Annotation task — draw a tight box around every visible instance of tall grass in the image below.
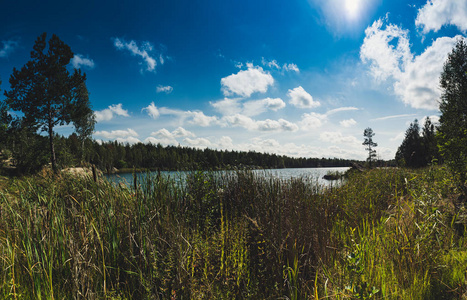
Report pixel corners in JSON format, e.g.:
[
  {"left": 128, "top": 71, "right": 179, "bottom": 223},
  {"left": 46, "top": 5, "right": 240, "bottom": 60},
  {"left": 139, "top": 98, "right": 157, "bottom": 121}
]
[{"left": 0, "top": 166, "right": 466, "bottom": 298}]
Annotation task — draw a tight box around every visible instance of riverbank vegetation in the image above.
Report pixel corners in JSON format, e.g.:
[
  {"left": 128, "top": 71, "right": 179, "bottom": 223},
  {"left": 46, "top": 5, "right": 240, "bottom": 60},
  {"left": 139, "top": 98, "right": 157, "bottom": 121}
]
[{"left": 1, "top": 166, "right": 467, "bottom": 299}]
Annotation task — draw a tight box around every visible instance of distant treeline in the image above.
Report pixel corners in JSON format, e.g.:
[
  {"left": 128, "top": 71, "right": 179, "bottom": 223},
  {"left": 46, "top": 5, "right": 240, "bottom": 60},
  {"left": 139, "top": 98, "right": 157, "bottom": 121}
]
[
  {"left": 13, "top": 133, "right": 361, "bottom": 172},
  {"left": 86, "top": 139, "right": 363, "bottom": 172}
]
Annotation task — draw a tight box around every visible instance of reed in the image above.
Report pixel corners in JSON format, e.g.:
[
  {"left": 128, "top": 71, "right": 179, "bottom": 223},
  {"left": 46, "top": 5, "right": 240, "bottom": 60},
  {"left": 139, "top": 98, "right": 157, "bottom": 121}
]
[{"left": 0, "top": 166, "right": 466, "bottom": 298}]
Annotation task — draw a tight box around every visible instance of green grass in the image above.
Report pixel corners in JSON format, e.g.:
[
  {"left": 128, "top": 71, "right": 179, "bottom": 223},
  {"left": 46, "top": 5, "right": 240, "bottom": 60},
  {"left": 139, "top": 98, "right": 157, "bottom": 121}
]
[{"left": 0, "top": 166, "right": 466, "bottom": 298}]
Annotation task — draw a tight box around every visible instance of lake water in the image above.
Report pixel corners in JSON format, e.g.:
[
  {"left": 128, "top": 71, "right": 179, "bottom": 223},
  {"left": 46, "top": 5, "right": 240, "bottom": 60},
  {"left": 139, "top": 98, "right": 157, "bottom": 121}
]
[{"left": 105, "top": 167, "right": 350, "bottom": 188}]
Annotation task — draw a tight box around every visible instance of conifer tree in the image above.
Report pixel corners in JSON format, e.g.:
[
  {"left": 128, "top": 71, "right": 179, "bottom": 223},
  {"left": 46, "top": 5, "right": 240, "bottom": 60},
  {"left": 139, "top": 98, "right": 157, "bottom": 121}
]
[{"left": 5, "top": 33, "right": 93, "bottom": 172}]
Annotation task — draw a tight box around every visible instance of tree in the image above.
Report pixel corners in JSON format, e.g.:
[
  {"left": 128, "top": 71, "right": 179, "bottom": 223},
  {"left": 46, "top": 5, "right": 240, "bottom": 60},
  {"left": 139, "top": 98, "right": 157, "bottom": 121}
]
[
  {"left": 0, "top": 81, "right": 13, "bottom": 151},
  {"left": 363, "top": 127, "right": 377, "bottom": 168},
  {"left": 438, "top": 38, "right": 467, "bottom": 190},
  {"left": 72, "top": 82, "right": 96, "bottom": 164},
  {"left": 395, "top": 119, "right": 424, "bottom": 168},
  {"left": 5, "top": 33, "right": 92, "bottom": 172},
  {"left": 421, "top": 117, "right": 439, "bottom": 165}
]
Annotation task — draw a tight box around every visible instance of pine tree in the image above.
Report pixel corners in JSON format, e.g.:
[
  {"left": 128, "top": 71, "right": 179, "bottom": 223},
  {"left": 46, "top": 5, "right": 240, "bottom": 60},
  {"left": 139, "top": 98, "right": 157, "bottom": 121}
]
[
  {"left": 5, "top": 33, "right": 93, "bottom": 172},
  {"left": 438, "top": 39, "right": 467, "bottom": 190},
  {"left": 362, "top": 127, "right": 377, "bottom": 168}
]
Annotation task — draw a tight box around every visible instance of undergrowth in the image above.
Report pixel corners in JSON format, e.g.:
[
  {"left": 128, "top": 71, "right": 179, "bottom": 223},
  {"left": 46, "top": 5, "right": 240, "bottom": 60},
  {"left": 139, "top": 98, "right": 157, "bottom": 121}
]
[{"left": 1, "top": 166, "right": 466, "bottom": 299}]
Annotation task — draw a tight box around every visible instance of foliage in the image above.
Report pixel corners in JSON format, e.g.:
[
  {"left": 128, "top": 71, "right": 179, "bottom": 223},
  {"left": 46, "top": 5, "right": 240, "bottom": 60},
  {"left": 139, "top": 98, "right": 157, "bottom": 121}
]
[
  {"left": 1, "top": 166, "right": 467, "bottom": 298},
  {"left": 87, "top": 139, "right": 361, "bottom": 172},
  {"left": 395, "top": 118, "right": 439, "bottom": 168},
  {"left": 363, "top": 127, "right": 377, "bottom": 168},
  {"left": 4, "top": 33, "right": 92, "bottom": 172},
  {"left": 0, "top": 81, "right": 12, "bottom": 151},
  {"left": 438, "top": 38, "right": 467, "bottom": 190}
]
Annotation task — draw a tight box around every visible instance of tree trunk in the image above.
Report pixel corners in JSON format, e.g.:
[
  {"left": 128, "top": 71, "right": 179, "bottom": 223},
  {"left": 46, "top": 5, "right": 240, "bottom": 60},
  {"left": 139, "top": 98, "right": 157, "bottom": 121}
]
[{"left": 48, "top": 122, "right": 57, "bottom": 173}]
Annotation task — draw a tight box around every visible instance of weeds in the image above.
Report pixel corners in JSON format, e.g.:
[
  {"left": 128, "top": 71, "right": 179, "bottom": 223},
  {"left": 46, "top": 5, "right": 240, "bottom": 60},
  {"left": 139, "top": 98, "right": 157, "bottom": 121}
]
[{"left": 0, "top": 166, "right": 466, "bottom": 298}]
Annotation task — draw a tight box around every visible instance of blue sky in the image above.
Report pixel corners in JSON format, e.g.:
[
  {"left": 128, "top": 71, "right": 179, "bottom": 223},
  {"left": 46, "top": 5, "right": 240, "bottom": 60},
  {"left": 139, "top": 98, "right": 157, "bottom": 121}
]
[{"left": 1, "top": 0, "right": 466, "bottom": 160}]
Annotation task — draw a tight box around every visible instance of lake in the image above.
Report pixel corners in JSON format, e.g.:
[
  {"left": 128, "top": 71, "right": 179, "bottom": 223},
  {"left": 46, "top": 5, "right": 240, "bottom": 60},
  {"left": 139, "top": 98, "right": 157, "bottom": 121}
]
[{"left": 104, "top": 167, "right": 350, "bottom": 187}]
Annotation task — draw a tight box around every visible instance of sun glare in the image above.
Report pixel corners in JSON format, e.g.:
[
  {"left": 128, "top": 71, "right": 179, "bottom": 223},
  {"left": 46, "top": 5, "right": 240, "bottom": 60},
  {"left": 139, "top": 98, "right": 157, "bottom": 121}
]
[{"left": 345, "top": 0, "right": 362, "bottom": 20}]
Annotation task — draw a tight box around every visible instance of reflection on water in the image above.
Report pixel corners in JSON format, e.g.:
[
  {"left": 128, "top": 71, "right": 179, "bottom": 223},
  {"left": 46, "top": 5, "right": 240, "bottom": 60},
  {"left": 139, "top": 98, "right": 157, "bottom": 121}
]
[{"left": 105, "top": 167, "right": 350, "bottom": 188}]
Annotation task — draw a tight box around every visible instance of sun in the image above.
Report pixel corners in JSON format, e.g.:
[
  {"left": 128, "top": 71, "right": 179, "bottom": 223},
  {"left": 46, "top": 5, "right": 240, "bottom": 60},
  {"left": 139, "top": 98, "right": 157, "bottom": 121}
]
[{"left": 345, "top": 0, "right": 363, "bottom": 21}]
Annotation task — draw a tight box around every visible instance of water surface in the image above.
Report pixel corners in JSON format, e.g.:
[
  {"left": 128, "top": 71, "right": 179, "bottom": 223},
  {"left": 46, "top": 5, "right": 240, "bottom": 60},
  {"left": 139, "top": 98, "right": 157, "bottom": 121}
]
[{"left": 105, "top": 167, "right": 349, "bottom": 188}]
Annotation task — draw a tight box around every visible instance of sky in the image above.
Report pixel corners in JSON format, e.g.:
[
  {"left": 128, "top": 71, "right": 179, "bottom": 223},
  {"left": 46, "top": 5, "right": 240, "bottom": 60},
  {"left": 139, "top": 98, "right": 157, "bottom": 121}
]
[{"left": 1, "top": 0, "right": 467, "bottom": 161}]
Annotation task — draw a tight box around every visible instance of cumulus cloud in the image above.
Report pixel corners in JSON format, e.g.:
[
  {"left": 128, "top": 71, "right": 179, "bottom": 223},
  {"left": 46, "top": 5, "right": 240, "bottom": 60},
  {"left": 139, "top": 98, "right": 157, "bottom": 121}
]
[
  {"left": 145, "top": 127, "right": 196, "bottom": 146},
  {"left": 300, "top": 112, "right": 327, "bottom": 130},
  {"left": 95, "top": 104, "right": 129, "bottom": 122},
  {"left": 360, "top": 17, "right": 460, "bottom": 110},
  {"left": 221, "top": 63, "right": 274, "bottom": 97},
  {"left": 340, "top": 119, "right": 357, "bottom": 127},
  {"left": 242, "top": 98, "right": 286, "bottom": 116},
  {"left": 173, "top": 127, "right": 196, "bottom": 138},
  {"left": 183, "top": 137, "right": 213, "bottom": 149},
  {"left": 210, "top": 98, "right": 242, "bottom": 116},
  {"left": 114, "top": 38, "right": 165, "bottom": 72},
  {"left": 142, "top": 102, "right": 160, "bottom": 119},
  {"left": 288, "top": 86, "right": 320, "bottom": 109},
  {"left": 320, "top": 132, "right": 360, "bottom": 145},
  {"left": 394, "top": 36, "right": 459, "bottom": 110},
  {"left": 211, "top": 97, "right": 285, "bottom": 117},
  {"left": 71, "top": 54, "right": 95, "bottom": 69},
  {"left": 0, "top": 40, "right": 18, "bottom": 58},
  {"left": 416, "top": 0, "right": 467, "bottom": 33},
  {"left": 157, "top": 85, "right": 173, "bottom": 93},
  {"left": 223, "top": 114, "right": 298, "bottom": 132},
  {"left": 94, "top": 128, "right": 138, "bottom": 139},
  {"left": 360, "top": 18, "right": 412, "bottom": 81},
  {"left": 148, "top": 106, "right": 219, "bottom": 127}
]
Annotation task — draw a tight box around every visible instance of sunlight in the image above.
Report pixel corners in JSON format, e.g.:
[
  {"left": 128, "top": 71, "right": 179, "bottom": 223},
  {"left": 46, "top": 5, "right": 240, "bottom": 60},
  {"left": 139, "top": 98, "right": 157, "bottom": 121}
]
[{"left": 345, "top": 0, "right": 362, "bottom": 20}]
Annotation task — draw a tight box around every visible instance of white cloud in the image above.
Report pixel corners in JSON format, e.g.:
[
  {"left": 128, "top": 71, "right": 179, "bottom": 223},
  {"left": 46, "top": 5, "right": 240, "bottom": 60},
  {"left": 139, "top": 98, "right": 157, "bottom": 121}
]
[
  {"left": 416, "top": 0, "right": 467, "bottom": 33},
  {"left": 183, "top": 137, "right": 213, "bottom": 148},
  {"left": 223, "top": 114, "right": 257, "bottom": 130},
  {"left": 113, "top": 38, "right": 164, "bottom": 72},
  {"left": 94, "top": 128, "right": 138, "bottom": 139},
  {"left": 360, "top": 18, "right": 412, "bottom": 81},
  {"left": 142, "top": 102, "right": 160, "bottom": 119},
  {"left": 283, "top": 63, "right": 300, "bottom": 73},
  {"left": 394, "top": 36, "right": 459, "bottom": 110},
  {"left": 211, "top": 97, "right": 285, "bottom": 117},
  {"left": 210, "top": 98, "right": 242, "bottom": 116},
  {"left": 95, "top": 104, "right": 129, "bottom": 122},
  {"left": 145, "top": 127, "right": 195, "bottom": 146},
  {"left": 242, "top": 98, "right": 286, "bottom": 116},
  {"left": 261, "top": 58, "right": 280, "bottom": 69},
  {"left": 288, "top": 86, "right": 320, "bottom": 109},
  {"left": 300, "top": 112, "right": 327, "bottom": 130},
  {"left": 155, "top": 107, "right": 219, "bottom": 127},
  {"left": 256, "top": 119, "right": 299, "bottom": 132},
  {"left": 190, "top": 111, "right": 219, "bottom": 127},
  {"left": 340, "top": 118, "right": 357, "bottom": 127},
  {"left": 327, "top": 107, "right": 359, "bottom": 115},
  {"left": 390, "top": 131, "right": 405, "bottom": 142},
  {"left": 0, "top": 40, "right": 18, "bottom": 58},
  {"left": 260, "top": 58, "right": 299, "bottom": 73},
  {"left": 320, "top": 131, "right": 360, "bottom": 145},
  {"left": 223, "top": 114, "right": 298, "bottom": 132},
  {"left": 221, "top": 63, "right": 274, "bottom": 97},
  {"left": 71, "top": 54, "right": 95, "bottom": 69},
  {"left": 157, "top": 85, "right": 173, "bottom": 93},
  {"left": 360, "top": 17, "right": 461, "bottom": 110},
  {"left": 218, "top": 136, "right": 234, "bottom": 149},
  {"left": 116, "top": 136, "right": 141, "bottom": 144},
  {"left": 371, "top": 114, "right": 416, "bottom": 121},
  {"left": 173, "top": 127, "right": 196, "bottom": 138}
]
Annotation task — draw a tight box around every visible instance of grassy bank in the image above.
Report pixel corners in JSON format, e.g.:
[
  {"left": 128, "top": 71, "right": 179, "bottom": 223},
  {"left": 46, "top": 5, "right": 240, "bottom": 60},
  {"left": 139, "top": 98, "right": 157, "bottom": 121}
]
[{"left": 1, "top": 167, "right": 466, "bottom": 299}]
